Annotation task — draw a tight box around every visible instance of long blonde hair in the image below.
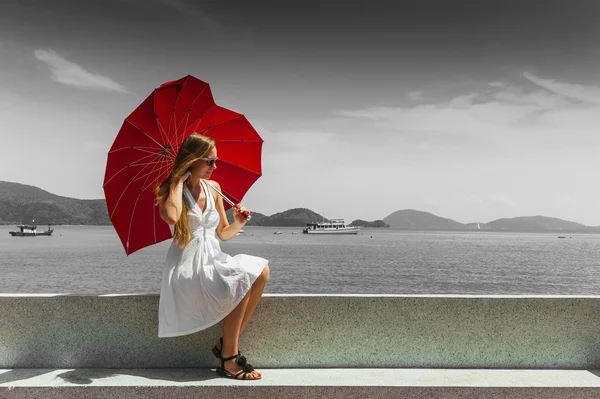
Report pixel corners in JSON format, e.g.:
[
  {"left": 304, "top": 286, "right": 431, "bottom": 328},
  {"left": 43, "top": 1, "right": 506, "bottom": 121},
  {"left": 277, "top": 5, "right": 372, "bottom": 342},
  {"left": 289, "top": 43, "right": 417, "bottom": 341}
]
[{"left": 155, "top": 133, "right": 215, "bottom": 247}]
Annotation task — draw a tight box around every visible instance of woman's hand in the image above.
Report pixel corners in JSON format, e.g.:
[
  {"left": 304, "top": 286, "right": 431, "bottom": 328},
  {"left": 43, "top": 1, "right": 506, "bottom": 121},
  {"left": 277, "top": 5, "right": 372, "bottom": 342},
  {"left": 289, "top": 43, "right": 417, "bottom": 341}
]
[
  {"left": 180, "top": 171, "right": 191, "bottom": 185},
  {"left": 233, "top": 203, "right": 249, "bottom": 225},
  {"left": 171, "top": 171, "right": 191, "bottom": 191}
]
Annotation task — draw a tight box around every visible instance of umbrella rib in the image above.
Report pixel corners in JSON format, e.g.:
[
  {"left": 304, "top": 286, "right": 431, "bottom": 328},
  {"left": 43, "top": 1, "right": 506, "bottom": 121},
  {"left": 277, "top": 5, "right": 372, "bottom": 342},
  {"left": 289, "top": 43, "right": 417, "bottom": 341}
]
[
  {"left": 108, "top": 147, "right": 172, "bottom": 159},
  {"left": 108, "top": 152, "right": 167, "bottom": 219},
  {"left": 131, "top": 147, "right": 172, "bottom": 157},
  {"left": 137, "top": 151, "right": 167, "bottom": 247},
  {"left": 153, "top": 87, "right": 173, "bottom": 150},
  {"left": 176, "top": 86, "right": 212, "bottom": 144},
  {"left": 153, "top": 152, "right": 173, "bottom": 190},
  {"left": 176, "top": 83, "right": 209, "bottom": 136},
  {"left": 218, "top": 159, "right": 261, "bottom": 175},
  {"left": 126, "top": 190, "right": 143, "bottom": 254},
  {"left": 182, "top": 103, "right": 215, "bottom": 144},
  {"left": 103, "top": 151, "right": 165, "bottom": 187},
  {"left": 109, "top": 120, "right": 167, "bottom": 155},
  {"left": 192, "top": 115, "right": 264, "bottom": 143},
  {"left": 191, "top": 112, "right": 243, "bottom": 138},
  {"left": 108, "top": 183, "right": 131, "bottom": 219},
  {"left": 139, "top": 160, "right": 173, "bottom": 191},
  {"left": 109, "top": 145, "right": 169, "bottom": 153},
  {"left": 129, "top": 152, "right": 170, "bottom": 184},
  {"left": 168, "top": 76, "right": 188, "bottom": 146},
  {"left": 127, "top": 151, "right": 175, "bottom": 251},
  {"left": 130, "top": 160, "right": 169, "bottom": 169}
]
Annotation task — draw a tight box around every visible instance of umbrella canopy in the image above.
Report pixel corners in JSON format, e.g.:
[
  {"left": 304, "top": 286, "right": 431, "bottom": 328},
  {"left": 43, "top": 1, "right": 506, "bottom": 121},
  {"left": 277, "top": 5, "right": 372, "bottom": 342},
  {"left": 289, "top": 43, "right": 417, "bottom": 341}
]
[{"left": 103, "top": 75, "right": 263, "bottom": 255}]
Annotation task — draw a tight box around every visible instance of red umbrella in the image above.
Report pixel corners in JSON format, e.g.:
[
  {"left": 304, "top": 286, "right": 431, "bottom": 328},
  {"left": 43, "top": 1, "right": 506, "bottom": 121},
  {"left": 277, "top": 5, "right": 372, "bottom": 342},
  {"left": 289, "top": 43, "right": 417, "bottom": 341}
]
[{"left": 103, "top": 75, "right": 263, "bottom": 255}]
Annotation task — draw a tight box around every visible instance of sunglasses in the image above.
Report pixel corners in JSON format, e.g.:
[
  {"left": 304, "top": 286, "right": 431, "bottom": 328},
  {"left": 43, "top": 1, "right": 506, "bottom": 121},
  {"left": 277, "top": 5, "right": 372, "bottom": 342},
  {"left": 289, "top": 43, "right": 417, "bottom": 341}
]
[{"left": 201, "top": 157, "right": 218, "bottom": 167}]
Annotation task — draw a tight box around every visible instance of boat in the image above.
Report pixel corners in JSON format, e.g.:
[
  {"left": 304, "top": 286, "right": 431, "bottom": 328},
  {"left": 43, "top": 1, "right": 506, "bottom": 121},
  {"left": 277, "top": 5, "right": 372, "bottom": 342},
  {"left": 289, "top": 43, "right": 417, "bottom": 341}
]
[
  {"left": 273, "top": 231, "right": 283, "bottom": 235},
  {"left": 9, "top": 222, "right": 54, "bottom": 237},
  {"left": 302, "top": 218, "right": 360, "bottom": 235}
]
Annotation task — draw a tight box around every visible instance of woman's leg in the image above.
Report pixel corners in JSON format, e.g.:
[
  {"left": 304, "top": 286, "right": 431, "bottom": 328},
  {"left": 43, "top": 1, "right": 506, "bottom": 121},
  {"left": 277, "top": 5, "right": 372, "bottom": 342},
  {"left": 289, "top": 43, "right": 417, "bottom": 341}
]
[
  {"left": 220, "top": 290, "right": 260, "bottom": 378},
  {"left": 216, "top": 264, "right": 270, "bottom": 377},
  {"left": 240, "top": 264, "right": 270, "bottom": 334}
]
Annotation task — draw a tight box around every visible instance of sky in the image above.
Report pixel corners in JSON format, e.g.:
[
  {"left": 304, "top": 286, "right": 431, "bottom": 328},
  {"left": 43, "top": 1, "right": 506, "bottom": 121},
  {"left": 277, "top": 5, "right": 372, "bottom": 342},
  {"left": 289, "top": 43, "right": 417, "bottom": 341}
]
[{"left": 1, "top": 0, "right": 600, "bottom": 225}]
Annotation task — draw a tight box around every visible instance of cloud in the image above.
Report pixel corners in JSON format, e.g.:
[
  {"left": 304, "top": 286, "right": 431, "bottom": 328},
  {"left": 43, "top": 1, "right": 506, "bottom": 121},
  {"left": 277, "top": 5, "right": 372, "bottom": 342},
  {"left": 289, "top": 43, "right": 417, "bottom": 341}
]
[
  {"left": 408, "top": 91, "right": 422, "bottom": 100},
  {"left": 333, "top": 74, "right": 600, "bottom": 153},
  {"left": 523, "top": 72, "right": 600, "bottom": 105},
  {"left": 33, "top": 49, "right": 128, "bottom": 93}
]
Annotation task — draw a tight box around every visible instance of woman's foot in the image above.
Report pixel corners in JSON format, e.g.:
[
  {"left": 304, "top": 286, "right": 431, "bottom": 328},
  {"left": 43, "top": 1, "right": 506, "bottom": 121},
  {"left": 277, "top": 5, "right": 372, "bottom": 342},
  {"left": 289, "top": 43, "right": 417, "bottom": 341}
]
[
  {"left": 214, "top": 337, "right": 261, "bottom": 377},
  {"left": 217, "top": 353, "right": 262, "bottom": 380}
]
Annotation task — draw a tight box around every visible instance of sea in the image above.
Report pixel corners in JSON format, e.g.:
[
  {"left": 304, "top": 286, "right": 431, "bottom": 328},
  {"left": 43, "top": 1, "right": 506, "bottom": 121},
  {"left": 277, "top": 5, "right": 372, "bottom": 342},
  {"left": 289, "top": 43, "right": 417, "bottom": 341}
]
[{"left": 1, "top": 225, "right": 600, "bottom": 295}]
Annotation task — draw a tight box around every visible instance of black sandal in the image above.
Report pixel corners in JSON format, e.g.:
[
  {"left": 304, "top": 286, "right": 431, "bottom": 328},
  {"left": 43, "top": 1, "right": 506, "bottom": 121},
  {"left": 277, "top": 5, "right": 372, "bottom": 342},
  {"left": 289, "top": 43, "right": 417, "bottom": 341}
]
[
  {"left": 211, "top": 337, "right": 223, "bottom": 358},
  {"left": 216, "top": 353, "right": 261, "bottom": 380},
  {"left": 212, "top": 337, "right": 256, "bottom": 372}
]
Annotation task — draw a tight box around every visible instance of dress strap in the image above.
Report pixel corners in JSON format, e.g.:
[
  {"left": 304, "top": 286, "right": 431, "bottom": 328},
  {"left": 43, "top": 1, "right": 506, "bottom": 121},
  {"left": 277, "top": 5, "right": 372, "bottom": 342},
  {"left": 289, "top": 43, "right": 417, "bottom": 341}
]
[
  {"left": 201, "top": 180, "right": 214, "bottom": 210},
  {"left": 182, "top": 185, "right": 197, "bottom": 209}
]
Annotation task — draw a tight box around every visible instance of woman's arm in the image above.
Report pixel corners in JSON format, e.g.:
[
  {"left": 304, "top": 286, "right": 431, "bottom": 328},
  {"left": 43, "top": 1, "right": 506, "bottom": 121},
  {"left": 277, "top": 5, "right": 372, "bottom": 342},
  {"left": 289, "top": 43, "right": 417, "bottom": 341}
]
[
  {"left": 159, "top": 171, "right": 191, "bottom": 225},
  {"left": 210, "top": 180, "right": 247, "bottom": 241}
]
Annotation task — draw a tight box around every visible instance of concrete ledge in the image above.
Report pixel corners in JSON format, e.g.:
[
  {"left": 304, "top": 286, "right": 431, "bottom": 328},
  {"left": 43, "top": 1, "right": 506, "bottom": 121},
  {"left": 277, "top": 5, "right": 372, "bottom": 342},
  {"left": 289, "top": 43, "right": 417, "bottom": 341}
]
[
  {"left": 2, "top": 369, "right": 600, "bottom": 399},
  {"left": 2, "top": 294, "right": 600, "bottom": 368}
]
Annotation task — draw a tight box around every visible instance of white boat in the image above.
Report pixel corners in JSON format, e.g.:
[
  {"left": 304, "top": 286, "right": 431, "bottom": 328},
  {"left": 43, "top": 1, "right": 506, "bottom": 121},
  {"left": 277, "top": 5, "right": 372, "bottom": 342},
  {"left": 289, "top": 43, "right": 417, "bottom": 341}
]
[
  {"left": 9, "top": 221, "right": 54, "bottom": 237},
  {"left": 302, "top": 219, "right": 359, "bottom": 235}
]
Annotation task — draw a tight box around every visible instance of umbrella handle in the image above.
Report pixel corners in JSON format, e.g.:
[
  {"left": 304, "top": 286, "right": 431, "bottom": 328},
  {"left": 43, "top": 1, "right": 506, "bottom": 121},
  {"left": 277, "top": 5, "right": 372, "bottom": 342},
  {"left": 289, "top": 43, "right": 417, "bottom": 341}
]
[{"left": 236, "top": 206, "right": 252, "bottom": 221}]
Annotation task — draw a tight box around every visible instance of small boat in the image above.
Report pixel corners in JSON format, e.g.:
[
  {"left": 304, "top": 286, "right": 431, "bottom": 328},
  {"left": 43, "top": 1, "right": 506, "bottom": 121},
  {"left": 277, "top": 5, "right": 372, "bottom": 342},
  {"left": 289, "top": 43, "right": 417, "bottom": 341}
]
[
  {"left": 273, "top": 231, "right": 283, "bottom": 234},
  {"left": 236, "top": 229, "right": 245, "bottom": 236},
  {"left": 302, "top": 218, "right": 359, "bottom": 235},
  {"left": 9, "top": 222, "right": 54, "bottom": 237}
]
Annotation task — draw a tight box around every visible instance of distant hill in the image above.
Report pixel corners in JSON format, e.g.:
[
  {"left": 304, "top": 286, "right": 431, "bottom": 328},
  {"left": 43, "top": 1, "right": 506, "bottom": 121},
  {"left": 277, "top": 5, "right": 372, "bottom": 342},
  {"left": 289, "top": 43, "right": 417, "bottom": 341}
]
[
  {"left": 3, "top": 181, "right": 600, "bottom": 232},
  {"left": 0, "top": 181, "right": 110, "bottom": 225},
  {"left": 0, "top": 182, "right": 326, "bottom": 227},
  {"left": 382, "top": 209, "right": 600, "bottom": 233},
  {"left": 259, "top": 208, "right": 325, "bottom": 227},
  {"left": 349, "top": 219, "right": 390, "bottom": 228},
  {"left": 383, "top": 209, "right": 465, "bottom": 230},
  {"left": 485, "top": 216, "right": 600, "bottom": 232}
]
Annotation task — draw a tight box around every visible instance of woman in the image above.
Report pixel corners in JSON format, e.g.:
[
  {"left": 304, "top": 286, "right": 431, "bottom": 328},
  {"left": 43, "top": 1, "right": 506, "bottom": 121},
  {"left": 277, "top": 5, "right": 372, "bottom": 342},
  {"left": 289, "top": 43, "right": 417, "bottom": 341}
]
[{"left": 155, "top": 133, "right": 269, "bottom": 380}]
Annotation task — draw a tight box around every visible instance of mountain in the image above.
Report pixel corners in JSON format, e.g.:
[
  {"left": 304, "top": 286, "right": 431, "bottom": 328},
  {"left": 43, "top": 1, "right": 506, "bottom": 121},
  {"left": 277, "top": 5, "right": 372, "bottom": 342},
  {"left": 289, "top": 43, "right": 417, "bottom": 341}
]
[
  {"left": 0, "top": 181, "right": 110, "bottom": 225},
  {"left": 382, "top": 209, "right": 600, "bottom": 232},
  {"left": 383, "top": 209, "right": 465, "bottom": 230},
  {"left": 3, "top": 181, "right": 600, "bottom": 232},
  {"left": 349, "top": 219, "right": 390, "bottom": 228},
  {"left": 259, "top": 208, "right": 325, "bottom": 227},
  {"left": 0, "top": 182, "right": 327, "bottom": 227},
  {"left": 485, "top": 216, "right": 600, "bottom": 232}
]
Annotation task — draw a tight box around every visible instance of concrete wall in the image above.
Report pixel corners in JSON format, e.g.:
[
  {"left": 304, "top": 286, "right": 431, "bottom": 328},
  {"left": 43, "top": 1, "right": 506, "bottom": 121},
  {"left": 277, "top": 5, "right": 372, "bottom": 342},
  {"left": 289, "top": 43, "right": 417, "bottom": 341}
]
[{"left": 1, "top": 294, "right": 600, "bottom": 369}]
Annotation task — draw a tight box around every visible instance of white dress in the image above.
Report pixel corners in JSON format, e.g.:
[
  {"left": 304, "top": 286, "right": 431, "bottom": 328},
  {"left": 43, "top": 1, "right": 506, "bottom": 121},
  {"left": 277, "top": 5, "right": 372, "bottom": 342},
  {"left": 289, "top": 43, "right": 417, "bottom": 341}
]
[{"left": 158, "top": 180, "right": 268, "bottom": 338}]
